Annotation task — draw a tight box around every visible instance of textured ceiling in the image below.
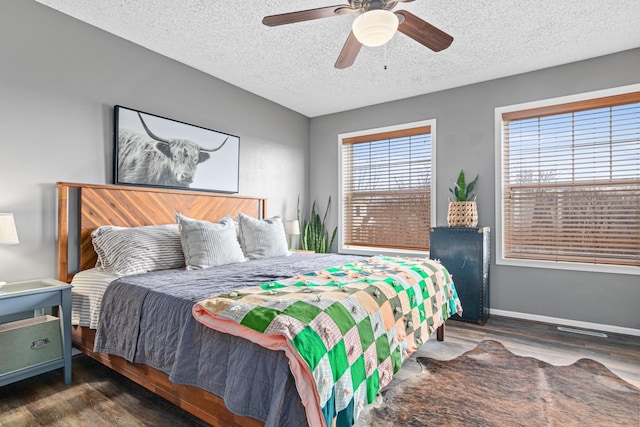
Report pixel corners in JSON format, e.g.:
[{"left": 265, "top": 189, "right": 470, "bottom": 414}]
[{"left": 35, "top": 0, "right": 640, "bottom": 117}]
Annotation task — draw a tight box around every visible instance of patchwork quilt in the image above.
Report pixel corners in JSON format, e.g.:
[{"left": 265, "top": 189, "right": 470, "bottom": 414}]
[{"left": 192, "top": 255, "right": 461, "bottom": 427}]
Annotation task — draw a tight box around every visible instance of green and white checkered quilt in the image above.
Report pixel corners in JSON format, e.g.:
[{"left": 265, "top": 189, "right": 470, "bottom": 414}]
[{"left": 193, "top": 255, "right": 461, "bottom": 427}]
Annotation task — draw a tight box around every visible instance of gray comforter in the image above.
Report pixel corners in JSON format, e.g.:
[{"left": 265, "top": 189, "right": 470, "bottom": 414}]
[{"left": 94, "top": 253, "right": 364, "bottom": 426}]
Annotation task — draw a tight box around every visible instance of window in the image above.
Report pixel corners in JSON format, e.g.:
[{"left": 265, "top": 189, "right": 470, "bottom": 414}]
[
  {"left": 339, "top": 120, "right": 435, "bottom": 255},
  {"left": 496, "top": 86, "right": 640, "bottom": 274}
]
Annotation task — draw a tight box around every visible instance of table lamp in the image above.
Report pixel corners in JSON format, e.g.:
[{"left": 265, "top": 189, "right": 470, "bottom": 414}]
[
  {"left": 0, "top": 213, "right": 19, "bottom": 287},
  {"left": 285, "top": 220, "right": 300, "bottom": 250}
]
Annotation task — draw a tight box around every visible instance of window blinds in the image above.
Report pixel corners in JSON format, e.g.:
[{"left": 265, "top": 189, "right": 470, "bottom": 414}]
[
  {"left": 342, "top": 126, "right": 431, "bottom": 251},
  {"left": 502, "top": 92, "right": 640, "bottom": 267}
]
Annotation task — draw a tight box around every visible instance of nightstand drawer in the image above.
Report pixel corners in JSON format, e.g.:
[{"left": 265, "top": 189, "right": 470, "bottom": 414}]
[{"left": 0, "top": 315, "right": 62, "bottom": 375}]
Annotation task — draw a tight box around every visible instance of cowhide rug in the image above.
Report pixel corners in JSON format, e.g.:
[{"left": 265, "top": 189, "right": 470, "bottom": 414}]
[{"left": 358, "top": 340, "right": 639, "bottom": 426}]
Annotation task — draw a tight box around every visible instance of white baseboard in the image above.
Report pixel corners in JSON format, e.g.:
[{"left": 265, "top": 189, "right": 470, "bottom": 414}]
[{"left": 490, "top": 309, "right": 640, "bottom": 337}]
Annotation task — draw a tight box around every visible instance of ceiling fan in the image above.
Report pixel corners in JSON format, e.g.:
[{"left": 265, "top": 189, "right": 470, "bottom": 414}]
[{"left": 262, "top": 0, "right": 454, "bottom": 69}]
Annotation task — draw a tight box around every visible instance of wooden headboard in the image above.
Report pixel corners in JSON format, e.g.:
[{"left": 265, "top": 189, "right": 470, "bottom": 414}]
[{"left": 57, "top": 182, "right": 267, "bottom": 283}]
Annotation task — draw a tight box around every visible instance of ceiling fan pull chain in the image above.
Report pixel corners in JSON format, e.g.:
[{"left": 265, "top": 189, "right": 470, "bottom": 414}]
[{"left": 384, "top": 44, "right": 388, "bottom": 70}]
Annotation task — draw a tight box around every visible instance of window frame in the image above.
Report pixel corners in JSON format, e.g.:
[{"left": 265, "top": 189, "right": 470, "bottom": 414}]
[
  {"left": 338, "top": 119, "right": 437, "bottom": 256},
  {"left": 495, "top": 83, "right": 640, "bottom": 276}
]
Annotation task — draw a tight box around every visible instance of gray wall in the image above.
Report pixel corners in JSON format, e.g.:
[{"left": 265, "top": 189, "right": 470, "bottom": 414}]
[
  {"left": 2, "top": 1, "right": 637, "bottom": 330},
  {"left": 0, "top": 0, "right": 309, "bottom": 282},
  {"left": 310, "top": 49, "right": 640, "bottom": 330}
]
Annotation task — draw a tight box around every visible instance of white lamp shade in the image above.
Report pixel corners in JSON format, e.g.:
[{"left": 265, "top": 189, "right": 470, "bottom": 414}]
[
  {"left": 0, "top": 213, "right": 19, "bottom": 245},
  {"left": 352, "top": 9, "right": 399, "bottom": 47},
  {"left": 285, "top": 220, "right": 301, "bottom": 236}
]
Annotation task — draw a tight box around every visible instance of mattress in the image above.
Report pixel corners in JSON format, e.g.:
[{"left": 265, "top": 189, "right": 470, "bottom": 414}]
[{"left": 70, "top": 268, "right": 121, "bottom": 329}]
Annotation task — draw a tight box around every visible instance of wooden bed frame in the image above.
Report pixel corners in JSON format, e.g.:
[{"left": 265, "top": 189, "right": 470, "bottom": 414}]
[
  {"left": 57, "top": 182, "right": 266, "bottom": 427},
  {"left": 56, "top": 181, "right": 444, "bottom": 427}
]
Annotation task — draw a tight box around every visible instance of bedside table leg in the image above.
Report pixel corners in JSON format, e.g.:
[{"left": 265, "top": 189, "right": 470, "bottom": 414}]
[
  {"left": 436, "top": 324, "right": 444, "bottom": 341},
  {"left": 60, "top": 288, "right": 72, "bottom": 384}
]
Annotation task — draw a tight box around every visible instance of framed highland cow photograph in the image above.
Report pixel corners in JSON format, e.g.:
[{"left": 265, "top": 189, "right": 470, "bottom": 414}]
[{"left": 114, "top": 105, "right": 240, "bottom": 193}]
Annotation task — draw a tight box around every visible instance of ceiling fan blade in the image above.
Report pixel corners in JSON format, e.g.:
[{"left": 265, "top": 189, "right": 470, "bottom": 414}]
[
  {"left": 396, "top": 10, "right": 453, "bottom": 52},
  {"left": 263, "top": 5, "right": 354, "bottom": 27},
  {"left": 335, "top": 31, "right": 363, "bottom": 69}
]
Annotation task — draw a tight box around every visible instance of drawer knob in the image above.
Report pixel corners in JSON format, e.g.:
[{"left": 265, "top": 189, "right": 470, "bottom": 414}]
[{"left": 31, "top": 338, "right": 50, "bottom": 350}]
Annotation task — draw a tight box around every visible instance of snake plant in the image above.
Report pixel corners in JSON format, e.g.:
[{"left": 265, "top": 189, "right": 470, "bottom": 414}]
[
  {"left": 449, "top": 170, "right": 478, "bottom": 202},
  {"left": 297, "top": 196, "right": 337, "bottom": 253}
]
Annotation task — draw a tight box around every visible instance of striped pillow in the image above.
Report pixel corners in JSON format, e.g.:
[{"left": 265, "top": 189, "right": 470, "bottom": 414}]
[
  {"left": 237, "top": 212, "right": 290, "bottom": 259},
  {"left": 91, "top": 224, "right": 185, "bottom": 275},
  {"left": 176, "top": 213, "right": 246, "bottom": 270},
  {"left": 91, "top": 225, "right": 125, "bottom": 269}
]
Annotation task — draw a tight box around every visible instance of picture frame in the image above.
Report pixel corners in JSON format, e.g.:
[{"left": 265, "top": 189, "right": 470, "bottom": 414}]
[{"left": 114, "top": 105, "right": 240, "bottom": 193}]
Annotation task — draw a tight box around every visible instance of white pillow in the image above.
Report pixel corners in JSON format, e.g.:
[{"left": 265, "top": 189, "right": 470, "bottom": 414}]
[
  {"left": 176, "top": 213, "right": 246, "bottom": 270},
  {"left": 237, "top": 212, "right": 290, "bottom": 259},
  {"left": 91, "top": 224, "right": 185, "bottom": 275}
]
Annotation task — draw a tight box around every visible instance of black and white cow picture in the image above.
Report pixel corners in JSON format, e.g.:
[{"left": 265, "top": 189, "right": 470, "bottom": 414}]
[{"left": 118, "top": 112, "right": 228, "bottom": 188}]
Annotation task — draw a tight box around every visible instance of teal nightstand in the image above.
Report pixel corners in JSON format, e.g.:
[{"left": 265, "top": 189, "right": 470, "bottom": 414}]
[{"left": 0, "top": 278, "right": 72, "bottom": 386}]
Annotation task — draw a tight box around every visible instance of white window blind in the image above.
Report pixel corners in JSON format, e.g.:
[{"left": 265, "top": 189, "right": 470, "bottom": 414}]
[
  {"left": 501, "top": 91, "right": 640, "bottom": 267},
  {"left": 341, "top": 126, "right": 432, "bottom": 251}
]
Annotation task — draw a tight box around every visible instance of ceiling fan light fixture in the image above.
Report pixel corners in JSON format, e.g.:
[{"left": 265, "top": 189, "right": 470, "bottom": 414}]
[{"left": 352, "top": 9, "right": 399, "bottom": 47}]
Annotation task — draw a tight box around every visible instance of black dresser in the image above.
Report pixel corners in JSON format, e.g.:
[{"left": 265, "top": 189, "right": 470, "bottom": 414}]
[{"left": 429, "top": 227, "right": 490, "bottom": 325}]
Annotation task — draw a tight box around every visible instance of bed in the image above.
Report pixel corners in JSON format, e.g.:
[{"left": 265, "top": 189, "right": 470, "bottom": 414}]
[{"left": 57, "top": 182, "right": 459, "bottom": 427}]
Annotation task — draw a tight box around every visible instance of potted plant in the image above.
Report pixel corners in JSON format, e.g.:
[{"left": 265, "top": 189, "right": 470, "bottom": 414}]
[
  {"left": 297, "top": 196, "right": 337, "bottom": 253},
  {"left": 447, "top": 170, "right": 479, "bottom": 227}
]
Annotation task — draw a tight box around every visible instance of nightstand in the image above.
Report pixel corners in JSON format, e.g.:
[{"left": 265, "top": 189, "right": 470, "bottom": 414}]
[{"left": 0, "top": 278, "right": 72, "bottom": 386}]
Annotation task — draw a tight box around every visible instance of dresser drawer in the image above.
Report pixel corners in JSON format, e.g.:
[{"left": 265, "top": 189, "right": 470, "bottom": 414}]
[{"left": 0, "top": 315, "right": 62, "bottom": 375}]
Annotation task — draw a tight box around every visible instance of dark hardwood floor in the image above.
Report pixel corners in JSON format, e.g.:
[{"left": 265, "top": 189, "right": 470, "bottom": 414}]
[
  {"left": 1, "top": 316, "right": 638, "bottom": 426},
  {"left": 0, "top": 355, "right": 209, "bottom": 427}
]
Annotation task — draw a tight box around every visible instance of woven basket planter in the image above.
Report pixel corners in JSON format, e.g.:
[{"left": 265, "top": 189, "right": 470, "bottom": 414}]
[{"left": 447, "top": 201, "right": 478, "bottom": 227}]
